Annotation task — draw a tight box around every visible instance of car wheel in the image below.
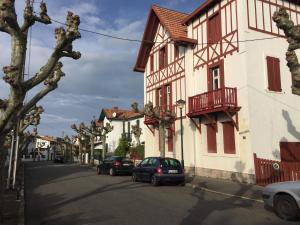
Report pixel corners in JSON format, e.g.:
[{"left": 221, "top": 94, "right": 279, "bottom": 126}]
[
  {"left": 97, "top": 167, "right": 102, "bottom": 175},
  {"left": 151, "top": 175, "right": 159, "bottom": 186},
  {"left": 109, "top": 168, "right": 115, "bottom": 176},
  {"left": 274, "top": 194, "right": 300, "bottom": 221},
  {"left": 132, "top": 173, "right": 138, "bottom": 182},
  {"left": 179, "top": 181, "right": 186, "bottom": 186}
]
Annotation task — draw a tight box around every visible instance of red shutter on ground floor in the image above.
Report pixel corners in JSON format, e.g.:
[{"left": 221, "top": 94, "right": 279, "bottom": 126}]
[
  {"left": 206, "top": 125, "right": 217, "bottom": 153},
  {"left": 223, "top": 122, "right": 236, "bottom": 154},
  {"left": 167, "top": 129, "right": 173, "bottom": 152},
  {"left": 280, "top": 142, "right": 300, "bottom": 162},
  {"left": 266, "top": 56, "right": 281, "bottom": 92}
]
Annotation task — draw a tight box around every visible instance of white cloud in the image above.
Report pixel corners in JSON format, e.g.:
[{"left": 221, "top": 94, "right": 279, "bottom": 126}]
[{"left": 42, "top": 113, "right": 79, "bottom": 124}]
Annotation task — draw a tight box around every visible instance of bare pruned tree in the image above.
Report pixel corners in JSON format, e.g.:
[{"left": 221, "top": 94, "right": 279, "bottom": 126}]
[{"left": 132, "top": 102, "right": 175, "bottom": 157}]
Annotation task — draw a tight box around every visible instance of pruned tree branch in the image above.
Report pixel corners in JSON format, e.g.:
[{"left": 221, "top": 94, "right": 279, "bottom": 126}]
[
  {"left": 21, "top": 1, "right": 51, "bottom": 33},
  {"left": 0, "top": 0, "right": 21, "bottom": 35},
  {"left": 23, "top": 11, "right": 81, "bottom": 90},
  {"left": 20, "top": 105, "right": 44, "bottom": 133},
  {"left": 273, "top": 7, "right": 300, "bottom": 95}
]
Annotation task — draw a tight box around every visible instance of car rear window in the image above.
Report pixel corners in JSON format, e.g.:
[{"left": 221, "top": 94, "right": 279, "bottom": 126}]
[
  {"left": 121, "top": 158, "right": 132, "bottom": 163},
  {"left": 160, "top": 158, "right": 181, "bottom": 168}
]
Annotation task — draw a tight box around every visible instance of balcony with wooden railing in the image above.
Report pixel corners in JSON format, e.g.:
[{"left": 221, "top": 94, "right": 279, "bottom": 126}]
[{"left": 188, "top": 87, "right": 240, "bottom": 117}]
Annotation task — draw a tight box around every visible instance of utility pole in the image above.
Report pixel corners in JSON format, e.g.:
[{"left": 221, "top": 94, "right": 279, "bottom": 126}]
[{"left": 6, "top": 129, "right": 15, "bottom": 189}]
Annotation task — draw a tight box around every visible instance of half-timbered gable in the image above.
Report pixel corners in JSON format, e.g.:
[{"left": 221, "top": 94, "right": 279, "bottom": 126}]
[
  {"left": 247, "top": 0, "right": 300, "bottom": 37},
  {"left": 183, "top": 0, "right": 239, "bottom": 70},
  {"left": 134, "top": 5, "right": 196, "bottom": 117}
]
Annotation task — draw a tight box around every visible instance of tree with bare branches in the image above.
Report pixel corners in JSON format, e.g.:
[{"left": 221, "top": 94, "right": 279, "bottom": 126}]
[
  {"left": 132, "top": 102, "right": 175, "bottom": 157},
  {"left": 273, "top": 7, "right": 300, "bottom": 95},
  {"left": 0, "top": 1, "right": 81, "bottom": 221}
]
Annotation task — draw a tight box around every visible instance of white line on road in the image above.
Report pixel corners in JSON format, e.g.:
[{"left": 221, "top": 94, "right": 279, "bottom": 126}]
[{"left": 188, "top": 184, "right": 264, "bottom": 203}]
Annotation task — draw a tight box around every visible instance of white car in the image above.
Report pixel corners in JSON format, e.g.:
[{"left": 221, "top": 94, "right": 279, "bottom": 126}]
[{"left": 262, "top": 181, "right": 300, "bottom": 221}]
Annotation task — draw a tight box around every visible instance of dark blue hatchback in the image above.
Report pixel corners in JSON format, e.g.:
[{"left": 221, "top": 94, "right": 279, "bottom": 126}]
[{"left": 132, "top": 157, "right": 185, "bottom": 186}]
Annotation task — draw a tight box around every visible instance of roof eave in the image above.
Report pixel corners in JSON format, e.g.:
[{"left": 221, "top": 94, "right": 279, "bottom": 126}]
[{"left": 182, "top": 0, "right": 217, "bottom": 25}]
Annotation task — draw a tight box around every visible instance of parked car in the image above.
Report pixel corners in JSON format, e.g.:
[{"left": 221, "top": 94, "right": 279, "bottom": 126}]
[
  {"left": 262, "top": 181, "right": 300, "bottom": 221},
  {"left": 97, "top": 156, "right": 134, "bottom": 176},
  {"left": 132, "top": 157, "right": 185, "bottom": 186},
  {"left": 54, "top": 155, "right": 64, "bottom": 163}
]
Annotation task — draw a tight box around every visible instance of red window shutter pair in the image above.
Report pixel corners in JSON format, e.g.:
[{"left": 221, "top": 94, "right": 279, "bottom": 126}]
[
  {"left": 223, "top": 122, "right": 236, "bottom": 154},
  {"left": 266, "top": 56, "right": 281, "bottom": 92},
  {"left": 159, "top": 46, "right": 167, "bottom": 69},
  {"left": 207, "top": 125, "right": 217, "bottom": 153}
]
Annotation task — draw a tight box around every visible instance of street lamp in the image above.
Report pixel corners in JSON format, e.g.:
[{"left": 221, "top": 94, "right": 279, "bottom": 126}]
[{"left": 176, "top": 99, "right": 186, "bottom": 169}]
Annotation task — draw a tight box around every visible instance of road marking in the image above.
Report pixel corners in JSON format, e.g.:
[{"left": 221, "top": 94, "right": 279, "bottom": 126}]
[{"left": 189, "top": 184, "right": 264, "bottom": 203}]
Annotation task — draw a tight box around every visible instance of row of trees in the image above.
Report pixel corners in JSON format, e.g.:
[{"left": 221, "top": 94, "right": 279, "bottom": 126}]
[{"left": 0, "top": 0, "right": 81, "bottom": 222}]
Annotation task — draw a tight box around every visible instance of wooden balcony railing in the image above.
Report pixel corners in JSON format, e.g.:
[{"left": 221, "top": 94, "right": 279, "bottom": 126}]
[{"left": 188, "top": 87, "right": 238, "bottom": 116}]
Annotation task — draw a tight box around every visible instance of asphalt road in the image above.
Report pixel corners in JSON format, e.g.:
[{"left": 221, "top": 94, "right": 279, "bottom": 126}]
[{"left": 25, "top": 162, "right": 297, "bottom": 225}]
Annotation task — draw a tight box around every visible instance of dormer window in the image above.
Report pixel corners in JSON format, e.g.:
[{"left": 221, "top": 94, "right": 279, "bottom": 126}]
[{"left": 159, "top": 46, "right": 167, "bottom": 69}]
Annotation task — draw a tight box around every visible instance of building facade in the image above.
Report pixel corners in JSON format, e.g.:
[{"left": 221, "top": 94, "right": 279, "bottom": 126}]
[
  {"left": 134, "top": 0, "right": 300, "bottom": 183},
  {"left": 98, "top": 107, "right": 145, "bottom": 153}
]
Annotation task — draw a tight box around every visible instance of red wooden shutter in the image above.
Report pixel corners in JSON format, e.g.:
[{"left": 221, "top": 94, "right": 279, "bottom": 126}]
[
  {"left": 150, "top": 54, "right": 154, "bottom": 72},
  {"left": 223, "top": 122, "right": 236, "bottom": 154},
  {"left": 174, "top": 45, "right": 179, "bottom": 59},
  {"left": 208, "top": 12, "right": 221, "bottom": 44},
  {"left": 266, "top": 56, "right": 281, "bottom": 92},
  {"left": 167, "top": 129, "right": 173, "bottom": 152},
  {"left": 207, "top": 125, "right": 217, "bottom": 153}
]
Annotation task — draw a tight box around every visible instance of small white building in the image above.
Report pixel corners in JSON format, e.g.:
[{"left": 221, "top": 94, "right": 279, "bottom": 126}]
[
  {"left": 98, "top": 107, "right": 145, "bottom": 153},
  {"left": 134, "top": 1, "right": 300, "bottom": 183},
  {"left": 34, "top": 136, "right": 57, "bottom": 160}
]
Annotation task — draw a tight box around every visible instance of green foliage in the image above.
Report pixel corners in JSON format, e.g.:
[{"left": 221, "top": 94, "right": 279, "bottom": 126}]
[
  {"left": 129, "top": 144, "right": 145, "bottom": 160},
  {"left": 114, "top": 136, "right": 130, "bottom": 157}
]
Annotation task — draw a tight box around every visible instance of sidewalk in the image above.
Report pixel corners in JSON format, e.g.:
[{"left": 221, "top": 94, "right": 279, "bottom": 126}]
[{"left": 185, "top": 176, "right": 264, "bottom": 203}]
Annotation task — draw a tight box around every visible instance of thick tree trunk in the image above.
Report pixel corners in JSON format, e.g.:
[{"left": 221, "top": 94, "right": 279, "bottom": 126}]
[{"left": 159, "top": 122, "right": 165, "bottom": 157}]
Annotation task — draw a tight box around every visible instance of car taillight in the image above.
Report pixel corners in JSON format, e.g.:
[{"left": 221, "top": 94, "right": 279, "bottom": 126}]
[
  {"left": 114, "top": 161, "right": 121, "bottom": 167},
  {"left": 156, "top": 167, "right": 162, "bottom": 174}
]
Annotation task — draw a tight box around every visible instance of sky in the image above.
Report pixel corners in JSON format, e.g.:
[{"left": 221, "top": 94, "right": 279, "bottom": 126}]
[{"left": 0, "top": 0, "right": 204, "bottom": 137}]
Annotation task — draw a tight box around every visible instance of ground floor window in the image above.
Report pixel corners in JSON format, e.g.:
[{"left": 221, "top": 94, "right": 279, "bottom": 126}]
[
  {"left": 206, "top": 125, "right": 217, "bottom": 153},
  {"left": 222, "top": 122, "right": 236, "bottom": 154}
]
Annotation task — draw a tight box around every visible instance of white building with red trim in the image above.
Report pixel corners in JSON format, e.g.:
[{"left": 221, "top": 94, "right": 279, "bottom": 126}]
[
  {"left": 98, "top": 107, "right": 145, "bottom": 153},
  {"left": 134, "top": 0, "right": 300, "bottom": 183}
]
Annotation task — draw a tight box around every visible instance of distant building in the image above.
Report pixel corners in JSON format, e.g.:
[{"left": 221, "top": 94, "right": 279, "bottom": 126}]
[
  {"left": 34, "top": 136, "right": 58, "bottom": 160},
  {"left": 98, "top": 107, "right": 145, "bottom": 153}
]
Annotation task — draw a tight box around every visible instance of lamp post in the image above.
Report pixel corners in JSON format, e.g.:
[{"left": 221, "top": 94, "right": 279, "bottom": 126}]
[{"left": 176, "top": 99, "right": 186, "bottom": 169}]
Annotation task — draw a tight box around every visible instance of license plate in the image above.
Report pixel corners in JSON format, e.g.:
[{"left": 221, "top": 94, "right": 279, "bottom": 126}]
[
  {"left": 123, "top": 163, "right": 130, "bottom": 166},
  {"left": 168, "top": 170, "right": 178, "bottom": 174}
]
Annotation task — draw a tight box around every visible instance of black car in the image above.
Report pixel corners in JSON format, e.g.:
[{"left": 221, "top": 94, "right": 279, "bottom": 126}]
[
  {"left": 132, "top": 157, "right": 185, "bottom": 186},
  {"left": 54, "top": 155, "right": 64, "bottom": 163},
  {"left": 97, "top": 156, "right": 134, "bottom": 176}
]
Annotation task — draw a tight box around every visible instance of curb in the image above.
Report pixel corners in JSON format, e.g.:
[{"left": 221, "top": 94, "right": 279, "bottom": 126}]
[
  {"left": 18, "top": 165, "right": 25, "bottom": 225},
  {"left": 185, "top": 182, "right": 263, "bottom": 203}
]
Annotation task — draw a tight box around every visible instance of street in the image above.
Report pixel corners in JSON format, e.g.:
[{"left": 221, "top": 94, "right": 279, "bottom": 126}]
[{"left": 25, "top": 162, "right": 295, "bottom": 225}]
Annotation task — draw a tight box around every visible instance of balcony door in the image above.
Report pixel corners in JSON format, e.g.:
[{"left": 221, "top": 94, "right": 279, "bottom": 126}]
[{"left": 208, "top": 61, "right": 224, "bottom": 108}]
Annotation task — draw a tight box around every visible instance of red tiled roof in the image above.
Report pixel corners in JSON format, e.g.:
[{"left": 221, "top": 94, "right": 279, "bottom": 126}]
[
  {"left": 134, "top": 5, "right": 197, "bottom": 73},
  {"left": 102, "top": 107, "right": 142, "bottom": 120},
  {"left": 152, "top": 5, "right": 188, "bottom": 41},
  {"left": 40, "top": 136, "right": 56, "bottom": 142}
]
